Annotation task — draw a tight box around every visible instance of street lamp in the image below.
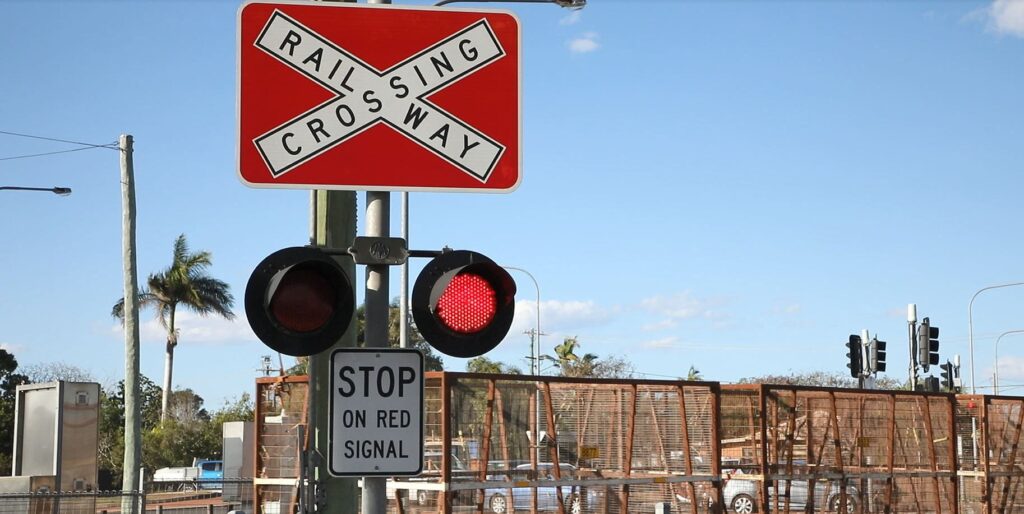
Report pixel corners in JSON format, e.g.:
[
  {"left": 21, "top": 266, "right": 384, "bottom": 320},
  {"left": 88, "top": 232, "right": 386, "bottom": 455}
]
[
  {"left": 503, "top": 266, "right": 541, "bottom": 375},
  {"left": 968, "top": 281, "right": 1024, "bottom": 393},
  {"left": 994, "top": 329, "right": 1024, "bottom": 395},
  {"left": 0, "top": 186, "right": 71, "bottom": 196}
]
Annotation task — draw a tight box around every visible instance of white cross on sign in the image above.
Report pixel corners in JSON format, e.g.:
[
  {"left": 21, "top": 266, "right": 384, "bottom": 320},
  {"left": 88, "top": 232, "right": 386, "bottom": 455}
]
[{"left": 253, "top": 10, "right": 506, "bottom": 183}]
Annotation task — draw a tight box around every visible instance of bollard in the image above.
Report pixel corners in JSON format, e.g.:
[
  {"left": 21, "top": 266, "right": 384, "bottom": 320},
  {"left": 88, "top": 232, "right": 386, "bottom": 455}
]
[
  {"left": 654, "top": 502, "right": 671, "bottom": 514},
  {"left": 157, "top": 505, "right": 164, "bottom": 514},
  {"left": 207, "top": 504, "right": 215, "bottom": 514}
]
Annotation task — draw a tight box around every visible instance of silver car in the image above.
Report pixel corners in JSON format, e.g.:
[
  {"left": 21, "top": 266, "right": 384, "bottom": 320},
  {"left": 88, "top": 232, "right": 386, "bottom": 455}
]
[
  {"left": 483, "top": 463, "right": 586, "bottom": 514},
  {"left": 720, "top": 470, "right": 859, "bottom": 513}
]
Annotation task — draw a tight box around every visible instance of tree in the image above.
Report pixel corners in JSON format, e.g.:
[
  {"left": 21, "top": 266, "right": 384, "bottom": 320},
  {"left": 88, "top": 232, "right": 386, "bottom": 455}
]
[
  {"left": 0, "top": 349, "right": 29, "bottom": 474},
  {"left": 545, "top": 336, "right": 634, "bottom": 378},
  {"left": 112, "top": 234, "right": 234, "bottom": 420},
  {"left": 21, "top": 362, "right": 94, "bottom": 383},
  {"left": 99, "top": 375, "right": 162, "bottom": 486},
  {"left": 466, "top": 357, "right": 521, "bottom": 374},
  {"left": 686, "top": 365, "right": 702, "bottom": 381},
  {"left": 737, "top": 370, "right": 906, "bottom": 390}
]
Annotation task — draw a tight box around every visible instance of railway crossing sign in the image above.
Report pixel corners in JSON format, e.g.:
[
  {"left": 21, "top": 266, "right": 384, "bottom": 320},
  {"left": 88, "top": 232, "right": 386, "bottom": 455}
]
[
  {"left": 329, "top": 348, "right": 424, "bottom": 476},
  {"left": 237, "top": 1, "right": 521, "bottom": 192}
]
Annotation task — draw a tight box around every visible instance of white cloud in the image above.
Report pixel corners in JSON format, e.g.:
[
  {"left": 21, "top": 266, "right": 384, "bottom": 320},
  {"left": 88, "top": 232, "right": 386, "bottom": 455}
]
[
  {"left": 988, "top": 0, "right": 1024, "bottom": 37},
  {"left": 995, "top": 355, "right": 1024, "bottom": 382},
  {"left": 511, "top": 299, "right": 615, "bottom": 335},
  {"left": 0, "top": 342, "right": 26, "bottom": 354},
  {"left": 640, "top": 336, "right": 680, "bottom": 350},
  {"left": 559, "top": 11, "right": 582, "bottom": 26},
  {"left": 115, "top": 310, "right": 253, "bottom": 346},
  {"left": 641, "top": 292, "right": 723, "bottom": 320},
  {"left": 641, "top": 319, "right": 678, "bottom": 331},
  {"left": 641, "top": 292, "right": 731, "bottom": 331},
  {"left": 569, "top": 32, "right": 600, "bottom": 54},
  {"left": 773, "top": 303, "right": 801, "bottom": 316}
]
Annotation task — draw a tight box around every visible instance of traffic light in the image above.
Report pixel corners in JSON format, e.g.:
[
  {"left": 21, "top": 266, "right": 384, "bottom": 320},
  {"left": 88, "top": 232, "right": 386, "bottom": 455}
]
[
  {"left": 940, "top": 360, "right": 953, "bottom": 391},
  {"left": 846, "top": 335, "right": 862, "bottom": 378},
  {"left": 411, "top": 250, "right": 516, "bottom": 358},
  {"left": 245, "top": 246, "right": 355, "bottom": 356},
  {"left": 918, "top": 317, "right": 940, "bottom": 372},
  {"left": 870, "top": 339, "right": 887, "bottom": 373}
]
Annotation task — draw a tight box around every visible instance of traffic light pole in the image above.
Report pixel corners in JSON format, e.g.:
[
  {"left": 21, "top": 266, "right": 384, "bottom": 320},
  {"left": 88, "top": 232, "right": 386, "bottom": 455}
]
[
  {"left": 908, "top": 304, "right": 918, "bottom": 390},
  {"left": 363, "top": 190, "right": 390, "bottom": 514}
]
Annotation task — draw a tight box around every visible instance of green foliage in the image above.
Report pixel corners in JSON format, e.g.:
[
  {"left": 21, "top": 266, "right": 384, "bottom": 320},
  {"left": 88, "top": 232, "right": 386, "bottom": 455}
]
[
  {"left": 142, "top": 393, "right": 254, "bottom": 470},
  {"left": 466, "top": 356, "right": 521, "bottom": 374},
  {"left": 686, "top": 365, "right": 703, "bottom": 381},
  {"left": 544, "top": 336, "right": 634, "bottom": 378},
  {"left": 0, "top": 349, "right": 29, "bottom": 474},
  {"left": 99, "top": 376, "right": 163, "bottom": 485}
]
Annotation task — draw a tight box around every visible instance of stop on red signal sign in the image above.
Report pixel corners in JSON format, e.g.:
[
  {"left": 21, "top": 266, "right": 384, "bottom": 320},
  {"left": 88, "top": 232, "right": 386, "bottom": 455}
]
[{"left": 236, "top": 1, "right": 521, "bottom": 192}]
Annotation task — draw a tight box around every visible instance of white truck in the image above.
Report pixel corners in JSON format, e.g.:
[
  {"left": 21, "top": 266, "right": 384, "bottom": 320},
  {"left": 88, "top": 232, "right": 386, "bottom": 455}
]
[{"left": 152, "top": 459, "right": 223, "bottom": 491}]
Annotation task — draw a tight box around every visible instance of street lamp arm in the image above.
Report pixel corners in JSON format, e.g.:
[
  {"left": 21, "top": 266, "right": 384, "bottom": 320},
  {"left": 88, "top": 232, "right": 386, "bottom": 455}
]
[
  {"left": 994, "top": 329, "right": 1024, "bottom": 395},
  {"left": 504, "top": 266, "right": 541, "bottom": 375},
  {"left": 968, "top": 281, "right": 1024, "bottom": 394},
  {"left": 0, "top": 186, "right": 72, "bottom": 195}
]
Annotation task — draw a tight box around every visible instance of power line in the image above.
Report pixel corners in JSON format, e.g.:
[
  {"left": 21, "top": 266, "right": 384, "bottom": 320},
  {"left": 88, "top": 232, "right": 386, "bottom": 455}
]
[
  {"left": 0, "top": 129, "right": 117, "bottom": 162},
  {"left": 0, "top": 146, "right": 111, "bottom": 162},
  {"left": 0, "top": 130, "right": 115, "bottom": 149}
]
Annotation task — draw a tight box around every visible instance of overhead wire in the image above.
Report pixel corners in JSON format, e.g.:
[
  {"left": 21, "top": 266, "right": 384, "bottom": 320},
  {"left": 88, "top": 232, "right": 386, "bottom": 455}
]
[{"left": 0, "top": 129, "right": 118, "bottom": 162}]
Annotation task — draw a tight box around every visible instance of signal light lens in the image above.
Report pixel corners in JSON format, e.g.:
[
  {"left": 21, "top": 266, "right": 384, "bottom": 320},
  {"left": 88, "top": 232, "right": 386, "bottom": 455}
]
[
  {"left": 412, "top": 250, "right": 516, "bottom": 359},
  {"left": 436, "top": 273, "right": 497, "bottom": 334},
  {"left": 245, "top": 247, "right": 354, "bottom": 357},
  {"left": 269, "top": 267, "right": 337, "bottom": 333}
]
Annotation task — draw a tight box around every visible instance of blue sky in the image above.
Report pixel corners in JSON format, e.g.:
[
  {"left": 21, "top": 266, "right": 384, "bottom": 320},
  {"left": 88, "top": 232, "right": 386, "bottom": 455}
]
[{"left": 2, "top": 0, "right": 1023, "bottom": 406}]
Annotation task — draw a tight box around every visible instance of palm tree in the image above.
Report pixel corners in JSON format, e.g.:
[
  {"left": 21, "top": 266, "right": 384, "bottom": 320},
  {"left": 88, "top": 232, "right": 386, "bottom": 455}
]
[{"left": 113, "top": 234, "right": 234, "bottom": 421}]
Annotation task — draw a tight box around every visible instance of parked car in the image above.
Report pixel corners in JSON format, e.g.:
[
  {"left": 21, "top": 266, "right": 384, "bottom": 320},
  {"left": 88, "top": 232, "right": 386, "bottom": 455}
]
[
  {"left": 483, "top": 463, "right": 592, "bottom": 514},
  {"left": 718, "top": 468, "right": 859, "bottom": 513},
  {"left": 389, "top": 450, "right": 468, "bottom": 506}
]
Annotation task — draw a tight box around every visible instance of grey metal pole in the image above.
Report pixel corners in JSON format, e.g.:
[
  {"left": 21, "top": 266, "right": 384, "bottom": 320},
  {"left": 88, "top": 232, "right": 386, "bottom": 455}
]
[
  {"left": 969, "top": 282, "right": 1024, "bottom": 394},
  {"left": 363, "top": 1, "right": 391, "bottom": 511},
  {"left": 993, "top": 329, "right": 1024, "bottom": 395},
  {"left": 119, "top": 134, "right": 143, "bottom": 511},
  {"left": 400, "top": 192, "right": 409, "bottom": 348},
  {"left": 363, "top": 191, "right": 390, "bottom": 514},
  {"left": 908, "top": 304, "right": 917, "bottom": 390}
]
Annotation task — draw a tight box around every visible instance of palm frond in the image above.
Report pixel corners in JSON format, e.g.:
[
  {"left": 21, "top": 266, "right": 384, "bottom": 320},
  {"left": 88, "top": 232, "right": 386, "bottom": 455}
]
[
  {"left": 111, "top": 291, "right": 157, "bottom": 321},
  {"left": 187, "top": 276, "right": 236, "bottom": 319}
]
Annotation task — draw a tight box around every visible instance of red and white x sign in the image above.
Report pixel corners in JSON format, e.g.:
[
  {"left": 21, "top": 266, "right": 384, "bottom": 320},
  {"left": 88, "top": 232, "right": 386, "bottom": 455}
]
[{"left": 237, "top": 1, "right": 521, "bottom": 192}]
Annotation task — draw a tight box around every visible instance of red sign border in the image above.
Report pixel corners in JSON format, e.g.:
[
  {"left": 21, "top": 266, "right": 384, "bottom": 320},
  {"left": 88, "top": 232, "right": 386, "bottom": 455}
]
[{"left": 236, "top": 0, "right": 522, "bottom": 193}]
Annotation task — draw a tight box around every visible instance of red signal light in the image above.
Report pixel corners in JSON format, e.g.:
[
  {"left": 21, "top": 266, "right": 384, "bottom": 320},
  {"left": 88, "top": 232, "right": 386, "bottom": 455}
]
[
  {"left": 436, "top": 273, "right": 497, "bottom": 334},
  {"left": 412, "top": 250, "right": 516, "bottom": 358},
  {"left": 269, "top": 267, "right": 337, "bottom": 333},
  {"left": 245, "top": 247, "right": 355, "bottom": 357}
]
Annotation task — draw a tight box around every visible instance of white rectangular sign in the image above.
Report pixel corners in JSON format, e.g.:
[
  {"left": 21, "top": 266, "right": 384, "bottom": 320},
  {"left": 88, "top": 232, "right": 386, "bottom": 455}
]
[{"left": 329, "top": 348, "right": 424, "bottom": 476}]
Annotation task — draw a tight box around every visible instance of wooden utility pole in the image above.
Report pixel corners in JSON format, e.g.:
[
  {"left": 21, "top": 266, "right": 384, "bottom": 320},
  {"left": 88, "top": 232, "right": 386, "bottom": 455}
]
[{"left": 119, "top": 134, "right": 142, "bottom": 513}]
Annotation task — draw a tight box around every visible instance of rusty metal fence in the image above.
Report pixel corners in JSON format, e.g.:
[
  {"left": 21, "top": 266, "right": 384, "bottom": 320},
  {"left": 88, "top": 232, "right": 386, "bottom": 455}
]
[
  {"left": 387, "top": 372, "right": 722, "bottom": 514},
  {"left": 255, "top": 375, "right": 307, "bottom": 514},
  {"left": 715, "top": 385, "right": 959, "bottom": 514},
  {"left": 955, "top": 395, "right": 1024, "bottom": 514}
]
